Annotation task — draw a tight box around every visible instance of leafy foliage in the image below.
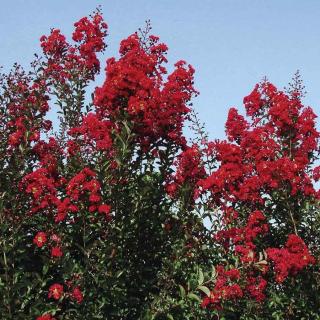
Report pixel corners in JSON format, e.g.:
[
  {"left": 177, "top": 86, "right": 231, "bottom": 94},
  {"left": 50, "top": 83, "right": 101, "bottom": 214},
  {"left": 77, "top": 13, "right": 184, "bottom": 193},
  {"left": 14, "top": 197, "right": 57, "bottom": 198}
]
[{"left": 0, "top": 9, "right": 319, "bottom": 320}]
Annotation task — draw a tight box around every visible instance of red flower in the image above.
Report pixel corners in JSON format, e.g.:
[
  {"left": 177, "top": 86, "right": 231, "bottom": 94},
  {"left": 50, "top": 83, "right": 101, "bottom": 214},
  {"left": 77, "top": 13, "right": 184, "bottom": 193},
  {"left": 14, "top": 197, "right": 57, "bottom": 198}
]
[
  {"left": 22, "top": 168, "right": 58, "bottom": 214},
  {"left": 66, "top": 168, "right": 101, "bottom": 203},
  {"left": 51, "top": 247, "right": 63, "bottom": 258},
  {"left": 33, "top": 232, "right": 47, "bottom": 248},
  {"left": 40, "top": 29, "right": 67, "bottom": 57},
  {"left": 202, "top": 266, "right": 243, "bottom": 308},
  {"left": 246, "top": 276, "right": 268, "bottom": 302},
  {"left": 165, "top": 183, "right": 178, "bottom": 197},
  {"left": 98, "top": 204, "right": 111, "bottom": 216},
  {"left": 71, "top": 286, "right": 84, "bottom": 304},
  {"left": 48, "top": 283, "right": 64, "bottom": 300},
  {"left": 36, "top": 314, "right": 55, "bottom": 320},
  {"left": 40, "top": 12, "right": 107, "bottom": 81},
  {"left": 267, "top": 234, "right": 315, "bottom": 283},
  {"left": 68, "top": 113, "right": 112, "bottom": 152},
  {"left": 199, "top": 81, "right": 319, "bottom": 208},
  {"left": 55, "top": 198, "right": 79, "bottom": 223},
  {"left": 201, "top": 295, "right": 211, "bottom": 308},
  {"left": 225, "top": 107, "right": 248, "bottom": 142},
  {"left": 94, "top": 33, "right": 197, "bottom": 149}
]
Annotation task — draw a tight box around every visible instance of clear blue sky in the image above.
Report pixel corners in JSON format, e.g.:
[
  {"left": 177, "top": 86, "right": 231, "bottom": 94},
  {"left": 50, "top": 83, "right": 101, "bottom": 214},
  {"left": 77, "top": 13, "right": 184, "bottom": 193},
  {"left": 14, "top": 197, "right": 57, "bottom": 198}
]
[{"left": 1, "top": 0, "right": 320, "bottom": 139}]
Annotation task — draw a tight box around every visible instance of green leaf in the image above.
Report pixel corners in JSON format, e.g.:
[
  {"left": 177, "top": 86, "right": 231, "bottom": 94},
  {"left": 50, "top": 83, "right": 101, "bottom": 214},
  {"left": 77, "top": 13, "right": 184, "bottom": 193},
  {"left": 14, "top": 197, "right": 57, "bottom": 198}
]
[
  {"left": 116, "top": 270, "right": 124, "bottom": 278},
  {"left": 187, "top": 293, "right": 201, "bottom": 302},
  {"left": 178, "top": 284, "right": 186, "bottom": 298},
  {"left": 197, "top": 285, "right": 211, "bottom": 297},
  {"left": 198, "top": 268, "right": 204, "bottom": 285}
]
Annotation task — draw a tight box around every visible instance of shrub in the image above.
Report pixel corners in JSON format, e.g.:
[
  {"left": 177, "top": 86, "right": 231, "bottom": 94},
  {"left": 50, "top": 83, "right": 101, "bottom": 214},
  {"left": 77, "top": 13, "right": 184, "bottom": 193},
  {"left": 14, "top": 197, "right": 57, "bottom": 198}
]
[{"left": 0, "top": 9, "right": 319, "bottom": 320}]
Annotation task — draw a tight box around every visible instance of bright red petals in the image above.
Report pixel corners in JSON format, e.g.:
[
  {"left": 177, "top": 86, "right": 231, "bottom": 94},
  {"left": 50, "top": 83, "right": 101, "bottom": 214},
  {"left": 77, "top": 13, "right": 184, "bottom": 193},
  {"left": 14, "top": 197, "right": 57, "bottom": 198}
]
[
  {"left": 66, "top": 168, "right": 101, "bottom": 203},
  {"left": 167, "top": 145, "right": 205, "bottom": 198},
  {"left": 51, "top": 246, "right": 63, "bottom": 258},
  {"left": 36, "top": 314, "right": 55, "bottom": 320},
  {"left": 68, "top": 113, "right": 112, "bottom": 152},
  {"left": 41, "top": 11, "right": 108, "bottom": 81},
  {"left": 267, "top": 234, "right": 315, "bottom": 283},
  {"left": 21, "top": 168, "right": 58, "bottom": 214},
  {"left": 98, "top": 204, "right": 111, "bottom": 216},
  {"left": 94, "top": 33, "right": 197, "bottom": 148},
  {"left": 71, "top": 286, "right": 84, "bottom": 304},
  {"left": 202, "top": 266, "right": 243, "bottom": 308},
  {"left": 33, "top": 232, "right": 47, "bottom": 248},
  {"left": 48, "top": 283, "right": 64, "bottom": 300}
]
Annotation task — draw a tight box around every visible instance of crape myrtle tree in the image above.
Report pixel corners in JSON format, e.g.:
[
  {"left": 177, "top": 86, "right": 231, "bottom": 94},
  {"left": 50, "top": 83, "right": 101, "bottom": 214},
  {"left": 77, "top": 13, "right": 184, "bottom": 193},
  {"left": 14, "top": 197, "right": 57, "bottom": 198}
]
[
  {"left": 197, "top": 75, "right": 320, "bottom": 319},
  {"left": 0, "top": 9, "right": 319, "bottom": 320},
  {"left": 0, "top": 10, "right": 214, "bottom": 320}
]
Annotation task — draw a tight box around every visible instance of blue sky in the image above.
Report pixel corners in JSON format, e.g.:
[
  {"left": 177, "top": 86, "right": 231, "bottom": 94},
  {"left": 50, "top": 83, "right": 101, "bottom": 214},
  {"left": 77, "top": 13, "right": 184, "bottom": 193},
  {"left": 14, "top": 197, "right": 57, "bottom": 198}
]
[{"left": 1, "top": 0, "right": 320, "bottom": 139}]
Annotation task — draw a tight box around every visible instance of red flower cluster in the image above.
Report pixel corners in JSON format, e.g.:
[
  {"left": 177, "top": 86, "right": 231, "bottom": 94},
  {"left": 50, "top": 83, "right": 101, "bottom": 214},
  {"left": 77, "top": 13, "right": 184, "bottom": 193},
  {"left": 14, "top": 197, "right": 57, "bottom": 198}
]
[
  {"left": 40, "top": 12, "right": 107, "bottom": 81},
  {"left": 94, "top": 33, "right": 197, "bottom": 148},
  {"left": 47, "top": 282, "right": 84, "bottom": 308},
  {"left": 41, "top": 29, "right": 67, "bottom": 57},
  {"left": 267, "top": 234, "right": 315, "bottom": 283},
  {"left": 48, "top": 283, "right": 64, "bottom": 300},
  {"left": 68, "top": 112, "right": 113, "bottom": 153},
  {"left": 225, "top": 107, "right": 248, "bottom": 142},
  {"left": 33, "top": 231, "right": 63, "bottom": 260},
  {"left": 3, "top": 69, "right": 50, "bottom": 153},
  {"left": 233, "top": 211, "right": 268, "bottom": 264},
  {"left": 215, "top": 211, "right": 268, "bottom": 256},
  {"left": 245, "top": 276, "right": 268, "bottom": 302},
  {"left": 201, "top": 266, "right": 243, "bottom": 308},
  {"left": 21, "top": 168, "right": 58, "bottom": 214},
  {"left": 71, "top": 286, "right": 84, "bottom": 304},
  {"left": 98, "top": 204, "right": 111, "bottom": 217},
  {"left": 32, "top": 137, "right": 62, "bottom": 176},
  {"left": 51, "top": 246, "right": 63, "bottom": 258},
  {"left": 200, "top": 82, "right": 319, "bottom": 205},
  {"left": 33, "top": 231, "right": 47, "bottom": 248},
  {"left": 65, "top": 168, "right": 111, "bottom": 217},
  {"left": 166, "top": 145, "right": 205, "bottom": 197},
  {"left": 200, "top": 81, "right": 319, "bottom": 312},
  {"left": 55, "top": 197, "right": 79, "bottom": 223},
  {"left": 72, "top": 13, "right": 108, "bottom": 71},
  {"left": 66, "top": 167, "right": 100, "bottom": 203},
  {"left": 207, "top": 211, "right": 269, "bottom": 306}
]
